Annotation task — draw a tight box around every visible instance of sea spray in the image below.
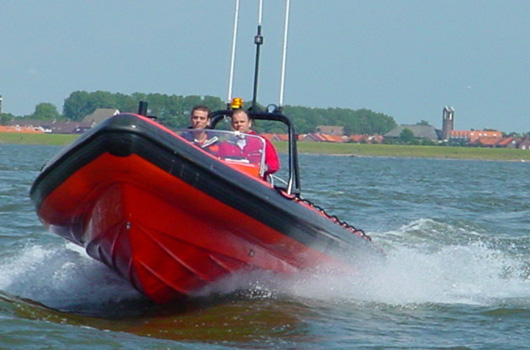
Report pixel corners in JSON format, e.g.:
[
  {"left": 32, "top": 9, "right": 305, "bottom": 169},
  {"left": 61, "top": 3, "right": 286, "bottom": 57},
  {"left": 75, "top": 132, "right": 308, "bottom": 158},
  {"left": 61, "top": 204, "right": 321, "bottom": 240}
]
[
  {"left": 0, "top": 243, "right": 142, "bottom": 311},
  {"left": 277, "top": 219, "right": 530, "bottom": 307}
]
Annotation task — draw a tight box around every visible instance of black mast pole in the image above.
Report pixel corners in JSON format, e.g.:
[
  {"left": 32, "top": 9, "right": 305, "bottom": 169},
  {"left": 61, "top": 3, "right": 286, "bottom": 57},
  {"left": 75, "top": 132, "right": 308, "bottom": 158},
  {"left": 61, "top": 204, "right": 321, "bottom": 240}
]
[{"left": 251, "top": 23, "right": 263, "bottom": 111}]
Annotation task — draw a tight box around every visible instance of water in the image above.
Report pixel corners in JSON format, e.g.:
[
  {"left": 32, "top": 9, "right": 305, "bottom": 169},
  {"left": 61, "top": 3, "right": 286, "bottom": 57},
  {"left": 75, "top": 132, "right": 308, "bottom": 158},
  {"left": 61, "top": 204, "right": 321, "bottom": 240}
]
[{"left": 1, "top": 143, "right": 530, "bottom": 349}]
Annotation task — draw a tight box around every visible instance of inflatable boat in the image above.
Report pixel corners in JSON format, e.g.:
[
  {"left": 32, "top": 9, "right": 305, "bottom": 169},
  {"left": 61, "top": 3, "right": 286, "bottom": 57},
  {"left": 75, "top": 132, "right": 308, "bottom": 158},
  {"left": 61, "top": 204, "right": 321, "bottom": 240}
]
[{"left": 30, "top": 107, "right": 380, "bottom": 303}]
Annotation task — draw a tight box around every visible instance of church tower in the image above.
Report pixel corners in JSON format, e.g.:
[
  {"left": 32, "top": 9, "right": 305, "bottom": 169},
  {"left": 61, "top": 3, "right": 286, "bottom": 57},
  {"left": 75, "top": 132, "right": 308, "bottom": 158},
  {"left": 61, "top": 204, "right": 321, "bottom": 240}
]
[{"left": 442, "top": 106, "right": 454, "bottom": 141}]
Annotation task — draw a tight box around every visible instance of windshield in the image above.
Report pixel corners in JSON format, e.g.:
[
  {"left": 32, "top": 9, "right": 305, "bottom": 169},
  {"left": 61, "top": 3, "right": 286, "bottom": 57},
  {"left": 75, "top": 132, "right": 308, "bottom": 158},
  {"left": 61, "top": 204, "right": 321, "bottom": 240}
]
[{"left": 177, "top": 129, "right": 267, "bottom": 177}]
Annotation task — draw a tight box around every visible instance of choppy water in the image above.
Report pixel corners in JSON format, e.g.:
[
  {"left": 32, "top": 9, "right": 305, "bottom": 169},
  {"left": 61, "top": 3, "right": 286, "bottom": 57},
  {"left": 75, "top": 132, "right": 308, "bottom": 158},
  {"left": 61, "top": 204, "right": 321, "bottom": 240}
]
[{"left": 1, "top": 143, "right": 530, "bottom": 349}]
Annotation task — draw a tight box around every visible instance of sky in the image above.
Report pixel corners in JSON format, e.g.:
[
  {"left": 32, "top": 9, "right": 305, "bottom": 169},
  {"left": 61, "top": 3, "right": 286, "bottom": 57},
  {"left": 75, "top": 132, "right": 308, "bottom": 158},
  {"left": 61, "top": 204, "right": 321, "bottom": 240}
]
[{"left": 1, "top": 0, "right": 529, "bottom": 133}]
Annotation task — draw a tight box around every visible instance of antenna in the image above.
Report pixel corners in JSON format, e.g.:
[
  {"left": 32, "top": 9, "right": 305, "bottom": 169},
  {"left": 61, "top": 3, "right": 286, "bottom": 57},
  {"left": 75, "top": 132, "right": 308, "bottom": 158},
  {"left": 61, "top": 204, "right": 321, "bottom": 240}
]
[
  {"left": 278, "top": 0, "right": 291, "bottom": 111},
  {"left": 251, "top": 0, "right": 264, "bottom": 111},
  {"left": 227, "top": 0, "right": 240, "bottom": 107}
]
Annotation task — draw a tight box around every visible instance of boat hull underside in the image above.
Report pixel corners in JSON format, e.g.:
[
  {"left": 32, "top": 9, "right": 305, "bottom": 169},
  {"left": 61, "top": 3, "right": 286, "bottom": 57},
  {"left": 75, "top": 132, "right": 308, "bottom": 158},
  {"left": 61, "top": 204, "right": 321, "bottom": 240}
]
[{"left": 39, "top": 153, "right": 336, "bottom": 303}]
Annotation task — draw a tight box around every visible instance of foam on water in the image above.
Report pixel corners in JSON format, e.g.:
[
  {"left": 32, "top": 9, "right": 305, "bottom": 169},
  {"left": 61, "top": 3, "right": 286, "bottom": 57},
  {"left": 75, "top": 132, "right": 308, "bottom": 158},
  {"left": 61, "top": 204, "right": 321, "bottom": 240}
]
[
  {"left": 276, "top": 218, "right": 530, "bottom": 307},
  {"left": 0, "top": 242, "right": 142, "bottom": 310},
  {"left": 278, "top": 243, "right": 529, "bottom": 306},
  {"left": 1, "top": 218, "right": 529, "bottom": 311}
]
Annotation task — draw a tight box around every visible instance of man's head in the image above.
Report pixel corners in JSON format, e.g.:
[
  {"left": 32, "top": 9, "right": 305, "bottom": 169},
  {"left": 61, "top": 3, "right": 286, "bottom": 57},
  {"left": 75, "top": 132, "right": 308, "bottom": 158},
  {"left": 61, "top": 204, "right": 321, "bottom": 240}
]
[
  {"left": 231, "top": 109, "right": 252, "bottom": 133},
  {"left": 190, "top": 105, "right": 211, "bottom": 129}
]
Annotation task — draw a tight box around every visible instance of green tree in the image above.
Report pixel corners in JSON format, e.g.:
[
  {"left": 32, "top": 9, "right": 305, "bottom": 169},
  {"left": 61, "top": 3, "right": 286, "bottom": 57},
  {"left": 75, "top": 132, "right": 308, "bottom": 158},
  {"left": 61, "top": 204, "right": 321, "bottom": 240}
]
[
  {"left": 203, "top": 96, "right": 226, "bottom": 111},
  {"left": 29, "top": 103, "right": 61, "bottom": 121},
  {"left": 63, "top": 90, "right": 118, "bottom": 120},
  {"left": 63, "top": 91, "right": 94, "bottom": 120},
  {"left": 399, "top": 128, "right": 415, "bottom": 144},
  {"left": 59, "top": 90, "right": 399, "bottom": 135},
  {"left": 1, "top": 112, "right": 15, "bottom": 125},
  {"left": 114, "top": 93, "right": 138, "bottom": 113}
]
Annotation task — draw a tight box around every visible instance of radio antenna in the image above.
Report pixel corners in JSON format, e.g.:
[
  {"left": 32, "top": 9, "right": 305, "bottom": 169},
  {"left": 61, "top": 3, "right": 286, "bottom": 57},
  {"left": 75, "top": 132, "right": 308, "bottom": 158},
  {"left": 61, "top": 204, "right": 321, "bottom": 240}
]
[
  {"left": 227, "top": 0, "right": 240, "bottom": 107},
  {"left": 251, "top": 0, "right": 264, "bottom": 111},
  {"left": 278, "top": 0, "right": 291, "bottom": 111}
]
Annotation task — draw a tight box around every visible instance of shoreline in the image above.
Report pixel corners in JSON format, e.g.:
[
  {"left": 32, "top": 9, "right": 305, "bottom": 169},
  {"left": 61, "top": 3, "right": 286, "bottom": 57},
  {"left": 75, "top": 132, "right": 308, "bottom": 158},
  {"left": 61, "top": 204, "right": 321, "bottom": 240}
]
[
  {"left": 2, "top": 133, "right": 530, "bottom": 162},
  {"left": 281, "top": 141, "right": 530, "bottom": 162}
]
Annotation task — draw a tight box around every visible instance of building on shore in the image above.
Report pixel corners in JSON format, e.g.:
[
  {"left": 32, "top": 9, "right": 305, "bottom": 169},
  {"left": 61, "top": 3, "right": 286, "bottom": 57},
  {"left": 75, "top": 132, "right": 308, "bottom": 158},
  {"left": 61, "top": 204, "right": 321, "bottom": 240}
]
[
  {"left": 441, "top": 106, "right": 455, "bottom": 141},
  {"left": 384, "top": 124, "right": 441, "bottom": 142}
]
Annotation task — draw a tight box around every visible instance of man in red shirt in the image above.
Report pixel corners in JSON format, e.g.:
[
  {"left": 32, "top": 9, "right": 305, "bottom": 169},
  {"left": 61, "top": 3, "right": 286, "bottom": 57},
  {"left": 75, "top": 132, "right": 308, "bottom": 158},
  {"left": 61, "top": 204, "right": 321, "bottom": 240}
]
[{"left": 218, "top": 109, "right": 280, "bottom": 178}]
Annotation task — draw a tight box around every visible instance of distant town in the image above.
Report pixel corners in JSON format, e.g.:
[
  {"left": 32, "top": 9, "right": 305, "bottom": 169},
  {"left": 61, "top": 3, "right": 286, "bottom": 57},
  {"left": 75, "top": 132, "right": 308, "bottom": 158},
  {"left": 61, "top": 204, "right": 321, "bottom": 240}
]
[{"left": 1, "top": 93, "right": 529, "bottom": 150}]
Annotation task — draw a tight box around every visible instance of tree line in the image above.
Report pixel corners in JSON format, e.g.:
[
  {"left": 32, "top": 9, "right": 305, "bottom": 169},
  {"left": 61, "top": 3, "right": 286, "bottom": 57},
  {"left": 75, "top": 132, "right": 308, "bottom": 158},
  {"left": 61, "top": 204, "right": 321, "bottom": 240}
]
[{"left": 1, "top": 91, "right": 398, "bottom": 135}]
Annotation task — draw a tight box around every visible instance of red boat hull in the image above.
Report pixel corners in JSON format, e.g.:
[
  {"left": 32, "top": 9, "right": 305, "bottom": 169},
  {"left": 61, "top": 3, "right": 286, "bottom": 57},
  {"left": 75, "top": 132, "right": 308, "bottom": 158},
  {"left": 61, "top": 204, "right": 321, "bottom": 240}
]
[{"left": 31, "top": 113, "right": 378, "bottom": 303}]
